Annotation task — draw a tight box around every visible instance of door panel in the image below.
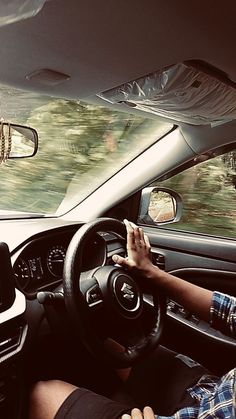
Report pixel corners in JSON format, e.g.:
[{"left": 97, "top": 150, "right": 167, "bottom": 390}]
[
  {"left": 146, "top": 228, "right": 236, "bottom": 264},
  {"left": 142, "top": 226, "right": 236, "bottom": 375}
]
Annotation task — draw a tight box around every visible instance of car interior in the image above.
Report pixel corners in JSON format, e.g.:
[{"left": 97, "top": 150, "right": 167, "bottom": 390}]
[{"left": 0, "top": 1, "right": 236, "bottom": 418}]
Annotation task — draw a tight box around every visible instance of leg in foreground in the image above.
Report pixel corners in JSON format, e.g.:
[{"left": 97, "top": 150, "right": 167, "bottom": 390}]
[
  {"left": 28, "top": 380, "right": 77, "bottom": 419},
  {"left": 28, "top": 379, "right": 133, "bottom": 419}
]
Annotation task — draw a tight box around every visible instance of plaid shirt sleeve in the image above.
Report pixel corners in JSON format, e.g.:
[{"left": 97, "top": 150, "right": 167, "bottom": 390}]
[
  {"left": 155, "top": 291, "right": 236, "bottom": 419},
  {"left": 210, "top": 291, "right": 236, "bottom": 338}
]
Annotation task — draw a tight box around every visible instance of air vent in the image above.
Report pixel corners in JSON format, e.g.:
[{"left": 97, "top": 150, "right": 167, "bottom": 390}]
[{"left": 0, "top": 327, "right": 22, "bottom": 358}]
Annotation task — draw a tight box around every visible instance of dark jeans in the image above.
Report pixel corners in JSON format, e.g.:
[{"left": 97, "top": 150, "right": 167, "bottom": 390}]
[
  {"left": 55, "top": 345, "right": 212, "bottom": 418},
  {"left": 120, "top": 346, "right": 209, "bottom": 415}
]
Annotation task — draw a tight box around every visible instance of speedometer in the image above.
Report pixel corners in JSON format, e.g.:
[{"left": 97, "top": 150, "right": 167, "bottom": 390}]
[{"left": 47, "top": 245, "right": 66, "bottom": 278}]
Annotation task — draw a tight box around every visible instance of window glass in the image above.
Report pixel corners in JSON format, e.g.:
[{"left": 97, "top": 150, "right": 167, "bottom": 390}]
[
  {"left": 152, "top": 150, "right": 236, "bottom": 238},
  {"left": 0, "top": 84, "right": 172, "bottom": 218}
]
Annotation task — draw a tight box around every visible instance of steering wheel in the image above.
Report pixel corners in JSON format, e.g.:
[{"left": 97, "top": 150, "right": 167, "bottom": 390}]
[{"left": 63, "top": 218, "right": 166, "bottom": 368}]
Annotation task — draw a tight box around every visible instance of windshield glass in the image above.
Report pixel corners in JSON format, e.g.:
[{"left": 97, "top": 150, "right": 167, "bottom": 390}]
[{"left": 0, "top": 84, "right": 172, "bottom": 218}]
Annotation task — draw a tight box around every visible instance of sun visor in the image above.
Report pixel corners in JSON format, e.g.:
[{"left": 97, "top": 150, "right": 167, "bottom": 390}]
[{"left": 98, "top": 63, "right": 236, "bottom": 125}]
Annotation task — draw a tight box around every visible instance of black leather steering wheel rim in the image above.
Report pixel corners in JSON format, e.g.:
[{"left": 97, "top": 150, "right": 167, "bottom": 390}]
[{"left": 63, "top": 217, "right": 166, "bottom": 367}]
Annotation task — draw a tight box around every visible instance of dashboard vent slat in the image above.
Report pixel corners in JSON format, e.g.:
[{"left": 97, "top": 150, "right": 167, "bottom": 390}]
[{"left": 0, "top": 327, "right": 22, "bottom": 358}]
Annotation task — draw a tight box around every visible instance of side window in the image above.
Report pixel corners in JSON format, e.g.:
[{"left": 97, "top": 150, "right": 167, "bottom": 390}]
[{"left": 147, "top": 150, "right": 236, "bottom": 238}]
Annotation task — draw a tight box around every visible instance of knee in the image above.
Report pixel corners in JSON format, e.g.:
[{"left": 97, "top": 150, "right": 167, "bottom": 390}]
[
  {"left": 30, "top": 379, "right": 61, "bottom": 403},
  {"left": 29, "top": 380, "right": 76, "bottom": 419}
]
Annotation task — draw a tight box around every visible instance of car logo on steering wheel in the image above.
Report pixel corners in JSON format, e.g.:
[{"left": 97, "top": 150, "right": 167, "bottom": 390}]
[{"left": 121, "top": 282, "right": 135, "bottom": 301}]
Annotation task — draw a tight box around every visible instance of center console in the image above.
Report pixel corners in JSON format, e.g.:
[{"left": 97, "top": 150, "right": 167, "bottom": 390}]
[{"left": 0, "top": 243, "right": 27, "bottom": 418}]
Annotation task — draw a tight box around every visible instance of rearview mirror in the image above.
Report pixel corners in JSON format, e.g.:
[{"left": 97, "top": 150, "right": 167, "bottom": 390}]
[
  {"left": 138, "top": 187, "right": 183, "bottom": 225},
  {"left": 0, "top": 122, "right": 38, "bottom": 161}
]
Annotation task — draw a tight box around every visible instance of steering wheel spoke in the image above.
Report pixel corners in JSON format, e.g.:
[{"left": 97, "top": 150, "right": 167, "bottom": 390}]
[{"left": 80, "top": 271, "right": 103, "bottom": 309}]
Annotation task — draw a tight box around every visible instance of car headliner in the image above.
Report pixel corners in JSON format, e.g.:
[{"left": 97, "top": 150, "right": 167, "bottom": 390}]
[{"left": 0, "top": 0, "right": 236, "bottom": 153}]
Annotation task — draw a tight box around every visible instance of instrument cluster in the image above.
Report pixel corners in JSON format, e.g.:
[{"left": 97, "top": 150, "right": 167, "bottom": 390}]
[
  {"left": 12, "top": 227, "right": 124, "bottom": 298},
  {"left": 13, "top": 229, "right": 76, "bottom": 296}
]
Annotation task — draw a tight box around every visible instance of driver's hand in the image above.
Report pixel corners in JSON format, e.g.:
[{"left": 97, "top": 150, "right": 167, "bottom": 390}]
[
  {"left": 112, "top": 219, "right": 154, "bottom": 277},
  {"left": 121, "top": 407, "right": 155, "bottom": 418}
]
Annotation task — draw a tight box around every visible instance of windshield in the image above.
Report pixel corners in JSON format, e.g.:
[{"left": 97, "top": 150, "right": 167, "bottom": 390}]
[{"left": 0, "top": 84, "right": 172, "bottom": 218}]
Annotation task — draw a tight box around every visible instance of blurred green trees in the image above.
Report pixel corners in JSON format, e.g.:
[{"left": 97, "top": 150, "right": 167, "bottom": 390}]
[
  {"left": 153, "top": 151, "right": 236, "bottom": 238},
  {"left": 0, "top": 97, "right": 168, "bottom": 214}
]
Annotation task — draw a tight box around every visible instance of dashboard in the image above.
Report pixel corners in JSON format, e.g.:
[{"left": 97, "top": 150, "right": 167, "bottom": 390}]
[{"left": 11, "top": 225, "right": 126, "bottom": 298}]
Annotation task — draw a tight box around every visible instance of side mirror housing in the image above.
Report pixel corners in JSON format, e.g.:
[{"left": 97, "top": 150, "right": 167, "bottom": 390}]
[{"left": 138, "top": 187, "right": 183, "bottom": 226}]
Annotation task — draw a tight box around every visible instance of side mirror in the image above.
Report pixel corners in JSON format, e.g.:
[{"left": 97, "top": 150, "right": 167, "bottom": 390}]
[
  {"left": 138, "top": 187, "right": 183, "bottom": 225},
  {"left": 0, "top": 122, "right": 38, "bottom": 161}
]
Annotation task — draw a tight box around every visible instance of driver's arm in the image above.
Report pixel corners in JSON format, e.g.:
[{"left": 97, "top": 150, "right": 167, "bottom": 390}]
[{"left": 112, "top": 220, "right": 213, "bottom": 323}]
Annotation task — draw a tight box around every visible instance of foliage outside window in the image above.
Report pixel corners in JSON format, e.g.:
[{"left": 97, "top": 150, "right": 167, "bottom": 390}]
[
  {"left": 152, "top": 150, "right": 236, "bottom": 238},
  {"left": 0, "top": 85, "right": 171, "bottom": 217}
]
